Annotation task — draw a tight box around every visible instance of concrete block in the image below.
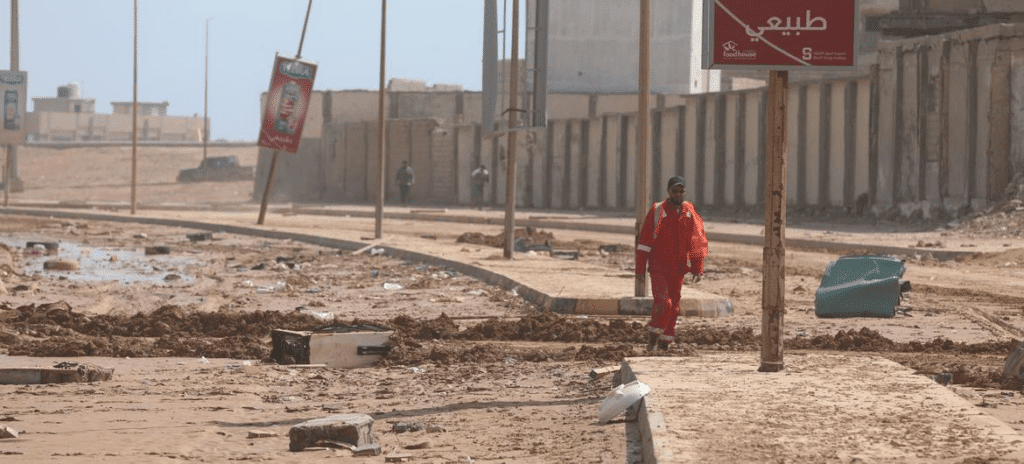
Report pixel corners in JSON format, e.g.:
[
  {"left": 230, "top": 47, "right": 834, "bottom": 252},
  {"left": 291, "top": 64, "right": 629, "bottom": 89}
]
[
  {"left": 548, "top": 298, "right": 578, "bottom": 314},
  {"left": 288, "top": 414, "right": 379, "bottom": 452},
  {"left": 619, "top": 297, "right": 652, "bottom": 316},
  {"left": 680, "top": 297, "right": 734, "bottom": 318},
  {"left": 0, "top": 363, "right": 114, "bottom": 385},
  {"left": 573, "top": 298, "right": 619, "bottom": 315}
]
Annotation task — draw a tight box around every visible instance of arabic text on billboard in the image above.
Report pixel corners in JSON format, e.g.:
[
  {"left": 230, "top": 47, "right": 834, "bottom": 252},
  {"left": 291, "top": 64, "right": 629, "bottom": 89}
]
[{"left": 709, "top": 0, "right": 857, "bottom": 68}]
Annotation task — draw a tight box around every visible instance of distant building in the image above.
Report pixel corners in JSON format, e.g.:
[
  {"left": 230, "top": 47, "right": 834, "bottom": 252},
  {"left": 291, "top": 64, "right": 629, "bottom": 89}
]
[
  {"left": 26, "top": 83, "right": 204, "bottom": 142},
  {"left": 111, "top": 101, "right": 169, "bottom": 117}
]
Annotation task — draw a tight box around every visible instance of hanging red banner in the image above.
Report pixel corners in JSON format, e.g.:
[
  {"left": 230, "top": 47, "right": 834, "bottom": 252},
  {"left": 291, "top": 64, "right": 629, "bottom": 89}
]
[{"left": 258, "top": 55, "right": 317, "bottom": 153}]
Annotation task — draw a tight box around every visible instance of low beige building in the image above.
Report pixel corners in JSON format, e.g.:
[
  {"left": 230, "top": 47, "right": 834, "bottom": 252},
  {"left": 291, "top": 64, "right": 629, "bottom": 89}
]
[{"left": 27, "top": 83, "right": 204, "bottom": 142}]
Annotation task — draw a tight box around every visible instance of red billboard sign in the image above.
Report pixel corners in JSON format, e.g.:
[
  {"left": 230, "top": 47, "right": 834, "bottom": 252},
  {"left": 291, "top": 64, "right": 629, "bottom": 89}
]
[
  {"left": 703, "top": 0, "right": 859, "bottom": 70},
  {"left": 258, "top": 55, "right": 317, "bottom": 153}
]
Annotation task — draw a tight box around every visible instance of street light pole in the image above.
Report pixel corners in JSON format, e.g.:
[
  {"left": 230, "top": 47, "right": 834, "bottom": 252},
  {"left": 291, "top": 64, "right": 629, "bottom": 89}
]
[{"left": 203, "top": 18, "right": 209, "bottom": 161}]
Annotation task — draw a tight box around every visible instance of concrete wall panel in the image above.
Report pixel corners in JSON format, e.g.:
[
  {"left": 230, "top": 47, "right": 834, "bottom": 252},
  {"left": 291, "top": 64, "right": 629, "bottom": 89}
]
[
  {"left": 586, "top": 118, "right": 603, "bottom": 208},
  {"left": 876, "top": 46, "right": 898, "bottom": 207},
  {"left": 830, "top": 83, "right": 847, "bottom": 206},
  {"left": 723, "top": 93, "right": 739, "bottom": 206},
  {"left": 855, "top": 80, "right": 872, "bottom": 201},
  {"left": 550, "top": 121, "right": 567, "bottom": 208},
  {"left": 743, "top": 93, "right": 760, "bottom": 206},
  {"left": 804, "top": 84, "right": 822, "bottom": 206},
  {"left": 974, "top": 39, "right": 996, "bottom": 208},
  {"left": 786, "top": 87, "right": 800, "bottom": 205},
  {"left": 899, "top": 46, "right": 922, "bottom": 205}
]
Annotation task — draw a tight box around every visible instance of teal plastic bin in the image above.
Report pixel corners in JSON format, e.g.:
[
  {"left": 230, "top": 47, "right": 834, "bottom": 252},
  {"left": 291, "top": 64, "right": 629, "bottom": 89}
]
[{"left": 814, "top": 256, "right": 909, "bottom": 318}]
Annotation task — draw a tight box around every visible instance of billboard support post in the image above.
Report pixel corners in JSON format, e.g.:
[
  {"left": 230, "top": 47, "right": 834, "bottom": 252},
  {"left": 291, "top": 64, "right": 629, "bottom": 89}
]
[
  {"left": 703, "top": 0, "right": 859, "bottom": 372},
  {"left": 759, "top": 70, "right": 787, "bottom": 372}
]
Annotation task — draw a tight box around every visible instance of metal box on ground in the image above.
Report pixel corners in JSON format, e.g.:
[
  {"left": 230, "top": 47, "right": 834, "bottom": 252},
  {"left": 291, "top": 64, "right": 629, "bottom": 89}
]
[
  {"left": 814, "top": 255, "right": 911, "bottom": 318},
  {"left": 270, "top": 324, "right": 393, "bottom": 368}
]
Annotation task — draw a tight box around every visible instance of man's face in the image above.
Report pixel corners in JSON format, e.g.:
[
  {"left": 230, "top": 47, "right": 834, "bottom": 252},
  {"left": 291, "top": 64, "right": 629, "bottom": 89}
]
[{"left": 668, "top": 184, "right": 685, "bottom": 205}]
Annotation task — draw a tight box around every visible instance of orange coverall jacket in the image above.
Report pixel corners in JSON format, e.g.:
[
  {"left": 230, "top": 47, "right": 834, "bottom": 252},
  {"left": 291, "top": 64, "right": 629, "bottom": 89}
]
[{"left": 635, "top": 200, "right": 709, "bottom": 276}]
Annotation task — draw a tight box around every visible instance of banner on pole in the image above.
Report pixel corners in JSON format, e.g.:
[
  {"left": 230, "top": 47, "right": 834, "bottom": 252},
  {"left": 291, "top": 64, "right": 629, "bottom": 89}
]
[
  {"left": 258, "top": 55, "right": 317, "bottom": 153},
  {"left": 0, "top": 70, "right": 27, "bottom": 145},
  {"left": 702, "top": 0, "right": 859, "bottom": 70}
]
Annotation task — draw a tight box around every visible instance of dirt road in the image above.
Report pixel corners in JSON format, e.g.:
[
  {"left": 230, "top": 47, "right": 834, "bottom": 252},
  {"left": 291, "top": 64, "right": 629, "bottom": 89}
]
[{"left": 1, "top": 145, "right": 1023, "bottom": 462}]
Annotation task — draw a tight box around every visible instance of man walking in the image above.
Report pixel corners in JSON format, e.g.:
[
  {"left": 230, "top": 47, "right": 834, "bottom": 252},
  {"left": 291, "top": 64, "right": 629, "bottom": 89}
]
[
  {"left": 471, "top": 164, "right": 490, "bottom": 208},
  {"left": 635, "top": 175, "right": 709, "bottom": 351},
  {"left": 395, "top": 161, "right": 415, "bottom": 205}
]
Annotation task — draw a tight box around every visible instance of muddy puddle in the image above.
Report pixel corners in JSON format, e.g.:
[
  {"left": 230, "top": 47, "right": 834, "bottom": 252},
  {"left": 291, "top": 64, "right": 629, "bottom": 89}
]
[{"left": 0, "top": 236, "right": 199, "bottom": 285}]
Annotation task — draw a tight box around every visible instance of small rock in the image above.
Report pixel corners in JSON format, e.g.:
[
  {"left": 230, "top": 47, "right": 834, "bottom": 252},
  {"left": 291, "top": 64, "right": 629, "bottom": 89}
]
[
  {"left": 425, "top": 424, "right": 446, "bottom": 433},
  {"left": 247, "top": 430, "right": 278, "bottom": 439},
  {"left": 43, "top": 259, "right": 79, "bottom": 271},
  {"left": 403, "top": 440, "right": 431, "bottom": 449}
]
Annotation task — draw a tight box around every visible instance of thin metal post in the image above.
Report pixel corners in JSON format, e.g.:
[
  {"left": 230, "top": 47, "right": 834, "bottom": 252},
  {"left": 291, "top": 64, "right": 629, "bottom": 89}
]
[
  {"left": 634, "top": 0, "right": 651, "bottom": 297},
  {"left": 760, "top": 70, "right": 788, "bottom": 373},
  {"left": 5, "top": 0, "right": 19, "bottom": 202},
  {"left": 131, "top": 0, "right": 138, "bottom": 215},
  {"left": 296, "top": 0, "right": 313, "bottom": 59},
  {"left": 502, "top": 0, "right": 520, "bottom": 259},
  {"left": 374, "top": 0, "right": 387, "bottom": 239},
  {"left": 203, "top": 18, "right": 209, "bottom": 161},
  {"left": 257, "top": 150, "right": 280, "bottom": 225}
]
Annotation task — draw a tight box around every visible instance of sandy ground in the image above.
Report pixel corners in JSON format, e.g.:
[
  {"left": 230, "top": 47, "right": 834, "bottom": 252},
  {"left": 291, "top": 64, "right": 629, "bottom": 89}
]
[{"left": 1, "top": 145, "right": 1024, "bottom": 462}]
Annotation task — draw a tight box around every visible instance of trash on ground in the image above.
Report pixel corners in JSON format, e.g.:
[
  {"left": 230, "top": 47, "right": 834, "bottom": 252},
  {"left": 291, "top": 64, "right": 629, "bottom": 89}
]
[
  {"left": 270, "top": 324, "right": 393, "bottom": 368},
  {"left": 288, "top": 414, "right": 379, "bottom": 453},
  {"left": 0, "top": 426, "right": 17, "bottom": 439},
  {"left": 814, "top": 255, "right": 912, "bottom": 318},
  {"left": 0, "top": 361, "right": 114, "bottom": 385},
  {"left": 383, "top": 282, "right": 402, "bottom": 290},
  {"left": 1005, "top": 340, "right": 1024, "bottom": 382},
  {"left": 597, "top": 380, "right": 651, "bottom": 424}
]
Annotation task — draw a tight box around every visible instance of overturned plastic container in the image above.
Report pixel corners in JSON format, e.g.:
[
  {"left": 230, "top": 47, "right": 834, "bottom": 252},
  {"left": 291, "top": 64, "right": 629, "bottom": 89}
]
[
  {"left": 814, "top": 255, "right": 911, "bottom": 318},
  {"left": 597, "top": 380, "right": 651, "bottom": 424}
]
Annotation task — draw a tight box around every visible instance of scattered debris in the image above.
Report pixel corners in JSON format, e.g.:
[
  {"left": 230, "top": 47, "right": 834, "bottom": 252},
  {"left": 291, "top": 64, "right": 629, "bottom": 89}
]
[
  {"left": 597, "top": 380, "right": 651, "bottom": 424},
  {"left": 1005, "top": 340, "right": 1024, "bottom": 382},
  {"left": 288, "top": 414, "right": 379, "bottom": 453},
  {"left": 0, "top": 361, "right": 114, "bottom": 385},
  {"left": 144, "top": 246, "right": 172, "bottom": 255},
  {"left": 247, "top": 430, "right": 278, "bottom": 439},
  {"left": 0, "top": 426, "right": 17, "bottom": 439},
  {"left": 814, "top": 256, "right": 911, "bottom": 318},
  {"left": 42, "top": 259, "right": 79, "bottom": 271},
  {"left": 589, "top": 365, "right": 619, "bottom": 380},
  {"left": 186, "top": 232, "right": 214, "bottom": 242},
  {"left": 25, "top": 241, "right": 59, "bottom": 255}
]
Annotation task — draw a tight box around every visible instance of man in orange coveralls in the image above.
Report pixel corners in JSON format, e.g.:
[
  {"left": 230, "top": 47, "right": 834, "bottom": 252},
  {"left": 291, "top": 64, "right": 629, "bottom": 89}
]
[{"left": 635, "top": 175, "right": 709, "bottom": 351}]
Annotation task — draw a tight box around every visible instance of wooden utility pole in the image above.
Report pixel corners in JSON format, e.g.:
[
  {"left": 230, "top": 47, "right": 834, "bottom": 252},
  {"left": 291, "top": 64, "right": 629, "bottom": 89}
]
[
  {"left": 374, "top": 0, "right": 387, "bottom": 239},
  {"left": 634, "top": 0, "right": 651, "bottom": 297},
  {"left": 759, "top": 70, "right": 788, "bottom": 372},
  {"left": 502, "top": 0, "right": 521, "bottom": 259}
]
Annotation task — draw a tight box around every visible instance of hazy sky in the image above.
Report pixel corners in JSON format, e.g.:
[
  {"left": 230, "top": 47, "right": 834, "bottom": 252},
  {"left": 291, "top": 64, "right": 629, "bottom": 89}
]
[{"left": 0, "top": 0, "right": 522, "bottom": 141}]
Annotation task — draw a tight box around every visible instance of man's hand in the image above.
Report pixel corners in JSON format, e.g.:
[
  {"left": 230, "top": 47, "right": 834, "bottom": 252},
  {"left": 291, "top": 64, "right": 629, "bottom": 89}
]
[{"left": 691, "top": 273, "right": 703, "bottom": 283}]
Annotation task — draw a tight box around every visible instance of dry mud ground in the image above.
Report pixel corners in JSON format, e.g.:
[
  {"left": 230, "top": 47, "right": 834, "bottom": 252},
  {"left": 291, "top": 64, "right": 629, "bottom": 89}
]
[{"left": 0, "top": 145, "right": 1023, "bottom": 463}]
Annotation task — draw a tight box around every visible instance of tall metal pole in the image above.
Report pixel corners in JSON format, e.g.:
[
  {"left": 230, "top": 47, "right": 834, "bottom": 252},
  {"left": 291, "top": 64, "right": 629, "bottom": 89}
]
[
  {"left": 256, "top": 0, "right": 313, "bottom": 226},
  {"left": 374, "top": 0, "right": 387, "bottom": 239},
  {"left": 760, "top": 70, "right": 788, "bottom": 373},
  {"left": 203, "top": 18, "right": 209, "bottom": 161},
  {"left": 4, "top": 0, "right": 19, "bottom": 204},
  {"left": 502, "top": 0, "right": 521, "bottom": 259},
  {"left": 130, "top": 0, "right": 138, "bottom": 215},
  {"left": 634, "top": 0, "right": 651, "bottom": 297}
]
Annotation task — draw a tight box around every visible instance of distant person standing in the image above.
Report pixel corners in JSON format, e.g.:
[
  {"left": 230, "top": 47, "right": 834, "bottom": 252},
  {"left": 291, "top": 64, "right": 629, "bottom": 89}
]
[
  {"left": 635, "top": 175, "right": 709, "bottom": 351},
  {"left": 396, "top": 161, "right": 415, "bottom": 205},
  {"left": 471, "top": 164, "right": 490, "bottom": 208}
]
